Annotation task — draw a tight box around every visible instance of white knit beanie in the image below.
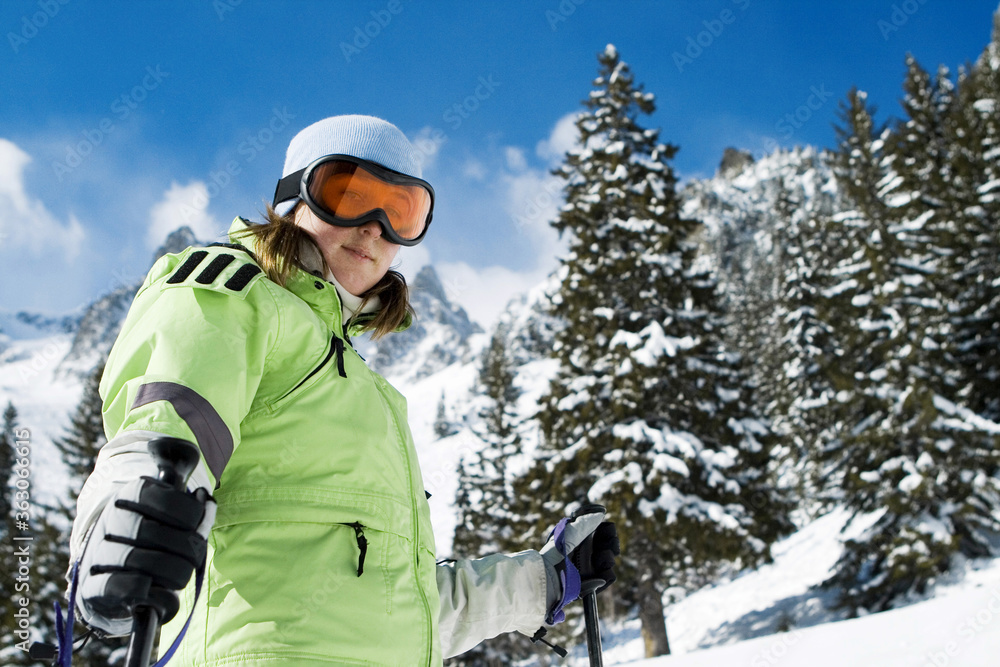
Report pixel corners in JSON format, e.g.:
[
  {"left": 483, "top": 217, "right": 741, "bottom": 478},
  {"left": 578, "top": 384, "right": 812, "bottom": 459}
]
[{"left": 275, "top": 114, "right": 423, "bottom": 216}]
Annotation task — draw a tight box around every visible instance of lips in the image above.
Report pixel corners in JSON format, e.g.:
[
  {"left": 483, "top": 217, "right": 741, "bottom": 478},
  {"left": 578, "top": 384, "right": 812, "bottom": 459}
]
[{"left": 344, "top": 245, "right": 373, "bottom": 261}]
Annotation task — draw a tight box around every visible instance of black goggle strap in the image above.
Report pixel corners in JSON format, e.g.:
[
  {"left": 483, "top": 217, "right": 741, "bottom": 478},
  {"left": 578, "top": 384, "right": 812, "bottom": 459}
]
[{"left": 272, "top": 168, "right": 306, "bottom": 207}]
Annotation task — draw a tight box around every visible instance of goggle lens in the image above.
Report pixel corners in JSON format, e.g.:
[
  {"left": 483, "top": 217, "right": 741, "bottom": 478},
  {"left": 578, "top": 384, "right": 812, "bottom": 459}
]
[{"left": 307, "top": 161, "right": 432, "bottom": 243}]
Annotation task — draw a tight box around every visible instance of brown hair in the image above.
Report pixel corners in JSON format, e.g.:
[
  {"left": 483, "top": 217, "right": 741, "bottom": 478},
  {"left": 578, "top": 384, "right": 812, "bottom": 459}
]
[{"left": 235, "top": 206, "right": 414, "bottom": 340}]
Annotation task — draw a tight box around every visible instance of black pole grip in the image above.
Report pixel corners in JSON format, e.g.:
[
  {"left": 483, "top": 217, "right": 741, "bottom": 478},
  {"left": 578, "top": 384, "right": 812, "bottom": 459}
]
[
  {"left": 149, "top": 436, "right": 201, "bottom": 491},
  {"left": 124, "top": 437, "right": 200, "bottom": 667}
]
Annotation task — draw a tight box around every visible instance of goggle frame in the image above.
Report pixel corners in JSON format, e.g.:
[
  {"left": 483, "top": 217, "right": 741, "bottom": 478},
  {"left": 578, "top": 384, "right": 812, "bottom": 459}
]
[{"left": 273, "top": 154, "right": 435, "bottom": 247}]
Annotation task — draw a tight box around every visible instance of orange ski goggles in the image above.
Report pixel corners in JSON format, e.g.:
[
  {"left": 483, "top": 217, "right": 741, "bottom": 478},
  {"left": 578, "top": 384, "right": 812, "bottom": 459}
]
[{"left": 273, "top": 155, "right": 434, "bottom": 246}]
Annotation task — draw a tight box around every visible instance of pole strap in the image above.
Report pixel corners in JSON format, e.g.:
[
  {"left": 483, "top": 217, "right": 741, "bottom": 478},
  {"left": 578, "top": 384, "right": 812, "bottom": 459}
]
[{"left": 53, "top": 559, "right": 204, "bottom": 667}]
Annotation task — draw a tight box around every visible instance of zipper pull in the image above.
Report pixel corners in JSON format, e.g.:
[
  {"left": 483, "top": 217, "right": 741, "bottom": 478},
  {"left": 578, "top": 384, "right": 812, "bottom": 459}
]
[
  {"left": 350, "top": 522, "right": 368, "bottom": 577},
  {"left": 333, "top": 335, "right": 347, "bottom": 378}
]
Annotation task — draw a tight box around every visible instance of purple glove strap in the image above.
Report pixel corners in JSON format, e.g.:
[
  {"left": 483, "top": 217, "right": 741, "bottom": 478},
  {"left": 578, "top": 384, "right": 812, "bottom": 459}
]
[{"left": 547, "top": 518, "right": 582, "bottom": 624}]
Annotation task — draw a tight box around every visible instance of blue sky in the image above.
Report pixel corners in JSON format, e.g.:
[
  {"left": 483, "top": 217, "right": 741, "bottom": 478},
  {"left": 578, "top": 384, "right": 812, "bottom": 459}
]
[{"left": 1, "top": 1, "right": 997, "bottom": 328}]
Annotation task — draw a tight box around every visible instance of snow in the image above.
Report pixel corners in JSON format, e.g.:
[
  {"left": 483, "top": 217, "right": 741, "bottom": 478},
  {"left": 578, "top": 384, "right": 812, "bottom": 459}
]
[
  {"left": 550, "top": 507, "right": 1000, "bottom": 667},
  {"left": 0, "top": 333, "right": 80, "bottom": 507}
]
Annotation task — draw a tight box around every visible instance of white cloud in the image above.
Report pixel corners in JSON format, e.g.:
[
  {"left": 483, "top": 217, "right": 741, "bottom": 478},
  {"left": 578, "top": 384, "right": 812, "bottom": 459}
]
[
  {"left": 502, "top": 166, "right": 565, "bottom": 258},
  {"left": 146, "top": 181, "right": 225, "bottom": 248},
  {"left": 536, "top": 112, "right": 581, "bottom": 165},
  {"left": 462, "top": 159, "right": 487, "bottom": 181},
  {"left": 408, "top": 125, "right": 447, "bottom": 174},
  {"left": 0, "top": 138, "right": 85, "bottom": 259},
  {"left": 504, "top": 146, "right": 528, "bottom": 172},
  {"left": 435, "top": 260, "right": 549, "bottom": 330}
]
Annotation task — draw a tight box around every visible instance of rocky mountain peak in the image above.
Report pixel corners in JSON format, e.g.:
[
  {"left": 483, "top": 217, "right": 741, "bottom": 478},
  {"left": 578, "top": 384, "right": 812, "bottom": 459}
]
[{"left": 369, "top": 265, "right": 483, "bottom": 381}]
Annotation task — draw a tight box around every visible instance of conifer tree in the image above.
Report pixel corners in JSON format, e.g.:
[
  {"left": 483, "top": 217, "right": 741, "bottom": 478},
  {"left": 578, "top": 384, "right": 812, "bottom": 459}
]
[
  {"left": 452, "top": 324, "right": 523, "bottom": 557},
  {"left": 434, "top": 392, "right": 455, "bottom": 439},
  {"left": 821, "top": 79, "right": 1000, "bottom": 614},
  {"left": 54, "top": 364, "right": 108, "bottom": 510},
  {"left": 761, "top": 185, "right": 843, "bottom": 514},
  {"left": 945, "top": 13, "right": 1000, "bottom": 424},
  {"left": 523, "top": 46, "right": 791, "bottom": 658}
]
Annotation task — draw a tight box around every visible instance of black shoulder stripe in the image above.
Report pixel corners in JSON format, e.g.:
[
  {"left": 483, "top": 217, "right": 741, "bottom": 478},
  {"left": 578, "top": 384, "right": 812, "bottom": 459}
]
[
  {"left": 195, "top": 254, "right": 236, "bottom": 284},
  {"left": 166, "top": 250, "right": 209, "bottom": 284},
  {"left": 209, "top": 242, "right": 259, "bottom": 263},
  {"left": 224, "top": 263, "right": 263, "bottom": 292}
]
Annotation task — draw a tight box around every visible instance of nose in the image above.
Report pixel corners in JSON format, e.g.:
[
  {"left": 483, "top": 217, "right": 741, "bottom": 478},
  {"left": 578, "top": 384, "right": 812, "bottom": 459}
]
[{"left": 360, "top": 219, "right": 383, "bottom": 238}]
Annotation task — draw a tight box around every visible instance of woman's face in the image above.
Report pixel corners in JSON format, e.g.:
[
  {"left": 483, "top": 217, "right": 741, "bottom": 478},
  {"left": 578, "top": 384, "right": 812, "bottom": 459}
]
[{"left": 294, "top": 204, "right": 400, "bottom": 296}]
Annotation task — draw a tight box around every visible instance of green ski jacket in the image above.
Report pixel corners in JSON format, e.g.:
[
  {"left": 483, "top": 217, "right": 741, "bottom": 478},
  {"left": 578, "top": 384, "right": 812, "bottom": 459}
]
[{"left": 70, "top": 219, "right": 548, "bottom": 665}]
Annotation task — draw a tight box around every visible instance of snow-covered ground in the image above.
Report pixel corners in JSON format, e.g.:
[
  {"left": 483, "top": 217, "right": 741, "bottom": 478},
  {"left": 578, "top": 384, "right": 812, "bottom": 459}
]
[{"left": 557, "top": 509, "right": 1000, "bottom": 666}]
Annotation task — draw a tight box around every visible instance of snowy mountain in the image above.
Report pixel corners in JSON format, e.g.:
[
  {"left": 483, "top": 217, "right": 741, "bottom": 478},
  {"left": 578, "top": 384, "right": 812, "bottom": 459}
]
[
  {"left": 369, "top": 264, "right": 484, "bottom": 381},
  {"left": 680, "top": 145, "right": 842, "bottom": 297}
]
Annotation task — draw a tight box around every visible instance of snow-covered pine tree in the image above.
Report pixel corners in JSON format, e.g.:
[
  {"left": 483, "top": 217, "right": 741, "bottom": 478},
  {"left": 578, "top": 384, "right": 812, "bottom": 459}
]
[
  {"left": 54, "top": 364, "right": 107, "bottom": 509},
  {"left": 821, "top": 76, "right": 1000, "bottom": 615},
  {"left": 434, "top": 392, "right": 456, "bottom": 439},
  {"left": 946, "top": 12, "right": 1000, "bottom": 424},
  {"left": 452, "top": 323, "right": 523, "bottom": 558},
  {"left": 523, "top": 45, "right": 791, "bottom": 658}
]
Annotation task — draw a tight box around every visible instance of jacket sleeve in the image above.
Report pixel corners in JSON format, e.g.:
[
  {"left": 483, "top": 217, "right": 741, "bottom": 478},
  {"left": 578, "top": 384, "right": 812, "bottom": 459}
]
[
  {"left": 436, "top": 550, "right": 549, "bottom": 658},
  {"left": 69, "top": 248, "right": 277, "bottom": 570}
]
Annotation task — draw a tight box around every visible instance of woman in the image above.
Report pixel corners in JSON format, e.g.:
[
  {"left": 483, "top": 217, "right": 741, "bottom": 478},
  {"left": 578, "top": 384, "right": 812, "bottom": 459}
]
[{"left": 68, "top": 115, "right": 617, "bottom": 665}]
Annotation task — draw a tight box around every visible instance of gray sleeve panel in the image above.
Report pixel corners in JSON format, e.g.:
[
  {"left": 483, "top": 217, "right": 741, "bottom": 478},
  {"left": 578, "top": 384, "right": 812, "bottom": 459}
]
[{"left": 131, "top": 381, "right": 234, "bottom": 486}]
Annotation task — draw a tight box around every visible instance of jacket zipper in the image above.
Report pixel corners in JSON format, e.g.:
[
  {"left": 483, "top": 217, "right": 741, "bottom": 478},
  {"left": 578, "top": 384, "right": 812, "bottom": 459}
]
[
  {"left": 347, "top": 522, "right": 368, "bottom": 577},
  {"left": 276, "top": 334, "right": 346, "bottom": 402}
]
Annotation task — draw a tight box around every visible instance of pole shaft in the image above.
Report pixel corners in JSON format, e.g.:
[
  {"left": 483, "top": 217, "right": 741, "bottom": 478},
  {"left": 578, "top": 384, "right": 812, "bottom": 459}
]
[
  {"left": 582, "top": 589, "right": 603, "bottom": 667},
  {"left": 125, "top": 607, "right": 159, "bottom": 667}
]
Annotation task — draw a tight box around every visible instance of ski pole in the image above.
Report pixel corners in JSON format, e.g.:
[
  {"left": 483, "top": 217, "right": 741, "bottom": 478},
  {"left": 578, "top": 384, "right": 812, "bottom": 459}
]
[
  {"left": 125, "top": 437, "right": 201, "bottom": 667},
  {"left": 572, "top": 504, "right": 607, "bottom": 667}
]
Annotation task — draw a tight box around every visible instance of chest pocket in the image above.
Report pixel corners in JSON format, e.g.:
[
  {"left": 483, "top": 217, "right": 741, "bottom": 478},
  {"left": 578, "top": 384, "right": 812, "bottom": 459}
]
[{"left": 274, "top": 334, "right": 348, "bottom": 405}]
